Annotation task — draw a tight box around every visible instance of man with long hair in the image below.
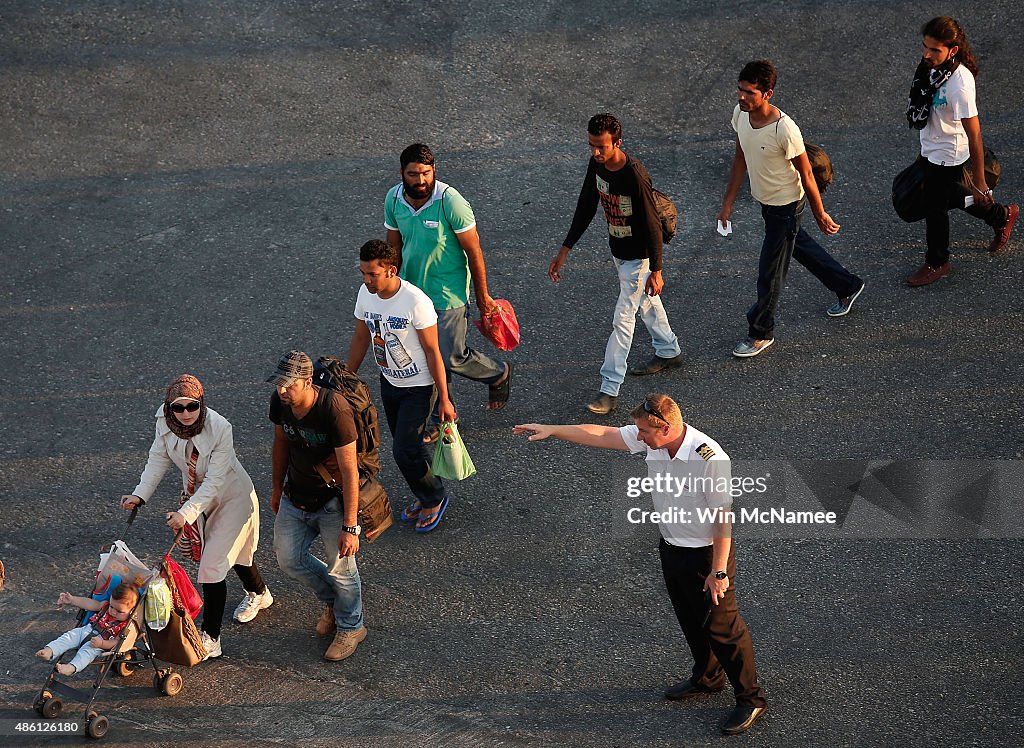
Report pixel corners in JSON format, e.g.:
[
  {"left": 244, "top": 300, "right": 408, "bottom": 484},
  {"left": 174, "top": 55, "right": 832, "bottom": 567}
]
[{"left": 905, "top": 16, "right": 1018, "bottom": 286}]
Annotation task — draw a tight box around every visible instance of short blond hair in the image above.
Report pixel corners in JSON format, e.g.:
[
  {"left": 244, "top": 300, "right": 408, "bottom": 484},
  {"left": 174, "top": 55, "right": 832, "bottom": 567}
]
[{"left": 630, "top": 393, "right": 683, "bottom": 429}]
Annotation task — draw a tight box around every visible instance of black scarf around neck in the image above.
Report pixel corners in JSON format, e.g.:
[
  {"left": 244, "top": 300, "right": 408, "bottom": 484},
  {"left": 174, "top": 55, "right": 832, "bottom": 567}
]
[{"left": 906, "top": 57, "right": 959, "bottom": 130}]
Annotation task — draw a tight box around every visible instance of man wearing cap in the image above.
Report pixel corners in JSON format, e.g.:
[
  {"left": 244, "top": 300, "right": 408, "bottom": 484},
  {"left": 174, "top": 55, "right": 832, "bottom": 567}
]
[
  {"left": 267, "top": 350, "right": 367, "bottom": 662},
  {"left": 513, "top": 394, "right": 767, "bottom": 736}
]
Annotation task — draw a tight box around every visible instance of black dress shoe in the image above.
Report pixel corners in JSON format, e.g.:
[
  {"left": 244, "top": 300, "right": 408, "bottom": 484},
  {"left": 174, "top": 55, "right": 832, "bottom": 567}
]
[
  {"left": 627, "top": 353, "right": 684, "bottom": 376},
  {"left": 663, "top": 679, "right": 724, "bottom": 701},
  {"left": 721, "top": 705, "right": 767, "bottom": 735}
]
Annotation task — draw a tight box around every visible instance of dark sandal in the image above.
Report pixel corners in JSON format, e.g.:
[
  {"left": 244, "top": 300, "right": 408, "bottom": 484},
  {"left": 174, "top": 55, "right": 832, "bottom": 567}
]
[{"left": 487, "top": 363, "right": 514, "bottom": 411}]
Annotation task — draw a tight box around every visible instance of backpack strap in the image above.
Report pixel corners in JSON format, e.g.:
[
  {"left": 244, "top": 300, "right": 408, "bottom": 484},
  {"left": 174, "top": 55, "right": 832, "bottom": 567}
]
[{"left": 438, "top": 185, "right": 452, "bottom": 231}]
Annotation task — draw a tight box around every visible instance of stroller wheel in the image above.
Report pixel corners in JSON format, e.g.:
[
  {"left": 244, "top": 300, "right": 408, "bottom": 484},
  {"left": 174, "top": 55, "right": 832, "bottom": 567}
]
[
  {"left": 34, "top": 690, "right": 51, "bottom": 715},
  {"left": 86, "top": 714, "right": 109, "bottom": 739},
  {"left": 116, "top": 661, "right": 136, "bottom": 678},
  {"left": 41, "top": 696, "right": 63, "bottom": 719},
  {"left": 158, "top": 672, "right": 183, "bottom": 697}
]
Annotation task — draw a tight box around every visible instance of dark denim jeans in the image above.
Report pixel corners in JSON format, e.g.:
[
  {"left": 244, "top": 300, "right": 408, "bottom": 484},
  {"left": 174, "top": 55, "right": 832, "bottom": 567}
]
[
  {"left": 379, "top": 376, "right": 445, "bottom": 509},
  {"left": 923, "top": 160, "right": 1008, "bottom": 267},
  {"left": 747, "top": 198, "right": 862, "bottom": 340}
]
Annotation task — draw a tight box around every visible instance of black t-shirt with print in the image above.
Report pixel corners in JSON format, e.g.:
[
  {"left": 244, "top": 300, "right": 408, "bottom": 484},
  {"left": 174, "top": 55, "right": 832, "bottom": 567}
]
[
  {"left": 269, "top": 386, "right": 358, "bottom": 509},
  {"left": 562, "top": 154, "right": 665, "bottom": 271}
]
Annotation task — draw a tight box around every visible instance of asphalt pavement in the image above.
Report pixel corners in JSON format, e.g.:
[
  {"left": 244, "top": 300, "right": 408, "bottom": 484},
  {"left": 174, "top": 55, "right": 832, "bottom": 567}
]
[{"left": 1, "top": 2, "right": 1022, "bottom": 746}]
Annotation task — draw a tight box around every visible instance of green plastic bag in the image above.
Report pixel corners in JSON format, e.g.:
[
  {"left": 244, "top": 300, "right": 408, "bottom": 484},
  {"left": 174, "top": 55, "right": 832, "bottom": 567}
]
[
  {"left": 431, "top": 421, "right": 477, "bottom": 480},
  {"left": 144, "top": 578, "right": 172, "bottom": 632}
]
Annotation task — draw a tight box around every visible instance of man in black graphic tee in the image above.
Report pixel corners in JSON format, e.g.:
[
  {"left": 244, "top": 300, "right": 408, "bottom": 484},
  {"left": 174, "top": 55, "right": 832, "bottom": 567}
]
[{"left": 551, "top": 113, "right": 682, "bottom": 415}]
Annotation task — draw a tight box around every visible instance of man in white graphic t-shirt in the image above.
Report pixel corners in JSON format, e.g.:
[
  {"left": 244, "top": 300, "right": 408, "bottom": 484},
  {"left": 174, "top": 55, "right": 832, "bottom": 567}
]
[
  {"left": 905, "top": 16, "right": 1018, "bottom": 286},
  {"left": 348, "top": 239, "right": 457, "bottom": 534}
]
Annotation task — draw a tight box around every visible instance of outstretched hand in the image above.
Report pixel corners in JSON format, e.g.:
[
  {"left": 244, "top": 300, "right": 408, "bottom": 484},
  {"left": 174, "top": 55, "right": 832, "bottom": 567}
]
[{"left": 512, "top": 423, "right": 553, "bottom": 441}]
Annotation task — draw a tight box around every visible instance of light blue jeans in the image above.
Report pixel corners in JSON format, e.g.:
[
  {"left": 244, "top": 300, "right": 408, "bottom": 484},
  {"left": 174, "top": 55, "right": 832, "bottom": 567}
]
[
  {"left": 46, "top": 625, "right": 104, "bottom": 673},
  {"left": 600, "top": 258, "right": 680, "bottom": 396},
  {"left": 273, "top": 496, "right": 364, "bottom": 631}
]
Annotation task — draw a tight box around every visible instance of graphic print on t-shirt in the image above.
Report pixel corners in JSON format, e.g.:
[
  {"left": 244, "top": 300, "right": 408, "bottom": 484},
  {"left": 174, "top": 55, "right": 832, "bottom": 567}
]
[
  {"left": 363, "top": 313, "right": 420, "bottom": 380},
  {"left": 596, "top": 174, "right": 634, "bottom": 239}
]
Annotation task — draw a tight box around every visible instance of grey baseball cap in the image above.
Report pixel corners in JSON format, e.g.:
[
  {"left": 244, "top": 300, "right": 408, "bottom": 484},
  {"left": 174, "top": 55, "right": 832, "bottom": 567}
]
[{"left": 266, "top": 350, "right": 313, "bottom": 386}]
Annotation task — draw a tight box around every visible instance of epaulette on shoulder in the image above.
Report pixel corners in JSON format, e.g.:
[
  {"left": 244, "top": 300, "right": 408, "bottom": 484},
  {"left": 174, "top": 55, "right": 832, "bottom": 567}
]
[{"left": 696, "top": 443, "right": 716, "bottom": 461}]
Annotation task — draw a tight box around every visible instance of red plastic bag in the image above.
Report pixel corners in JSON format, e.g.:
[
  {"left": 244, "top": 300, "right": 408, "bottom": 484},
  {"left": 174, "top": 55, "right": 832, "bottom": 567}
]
[
  {"left": 163, "top": 555, "right": 204, "bottom": 620},
  {"left": 474, "top": 298, "right": 520, "bottom": 351}
]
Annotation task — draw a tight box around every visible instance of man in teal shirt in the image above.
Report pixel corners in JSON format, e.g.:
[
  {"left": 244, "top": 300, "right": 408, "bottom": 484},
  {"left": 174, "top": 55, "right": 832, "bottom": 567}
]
[{"left": 385, "top": 143, "right": 512, "bottom": 442}]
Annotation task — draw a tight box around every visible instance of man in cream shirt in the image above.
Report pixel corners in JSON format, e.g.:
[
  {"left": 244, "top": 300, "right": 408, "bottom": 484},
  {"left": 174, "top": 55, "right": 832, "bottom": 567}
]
[{"left": 717, "top": 60, "right": 864, "bottom": 358}]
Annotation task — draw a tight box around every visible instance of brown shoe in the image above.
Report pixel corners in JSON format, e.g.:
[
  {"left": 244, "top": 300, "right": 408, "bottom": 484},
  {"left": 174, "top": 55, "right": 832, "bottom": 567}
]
[
  {"left": 990, "top": 203, "right": 1019, "bottom": 254},
  {"left": 906, "top": 262, "right": 952, "bottom": 287},
  {"left": 315, "top": 606, "right": 336, "bottom": 637},
  {"left": 323, "top": 626, "right": 367, "bottom": 661}
]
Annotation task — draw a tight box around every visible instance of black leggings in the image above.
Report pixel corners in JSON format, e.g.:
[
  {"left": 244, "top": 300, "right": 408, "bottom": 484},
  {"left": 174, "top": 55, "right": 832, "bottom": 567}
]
[{"left": 201, "top": 563, "right": 266, "bottom": 639}]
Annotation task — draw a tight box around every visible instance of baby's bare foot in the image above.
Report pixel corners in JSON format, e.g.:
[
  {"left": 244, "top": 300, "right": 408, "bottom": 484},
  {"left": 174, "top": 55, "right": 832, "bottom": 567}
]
[
  {"left": 55, "top": 663, "right": 76, "bottom": 676},
  {"left": 35, "top": 647, "right": 53, "bottom": 661}
]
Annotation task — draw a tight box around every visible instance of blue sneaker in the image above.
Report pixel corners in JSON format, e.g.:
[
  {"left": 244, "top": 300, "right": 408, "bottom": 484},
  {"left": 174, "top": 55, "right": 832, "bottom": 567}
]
[
  {"left": 732, "top": 338, "right": 775, "bottom": 358},
  {"left": 827, "top": 282, "right": 865, "bottom": 317}
]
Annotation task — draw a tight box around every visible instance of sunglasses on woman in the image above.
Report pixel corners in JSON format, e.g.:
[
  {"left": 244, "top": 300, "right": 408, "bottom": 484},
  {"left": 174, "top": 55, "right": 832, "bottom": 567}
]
[{"left": 170, "top": 401, "right": 201, "bottom": 414}]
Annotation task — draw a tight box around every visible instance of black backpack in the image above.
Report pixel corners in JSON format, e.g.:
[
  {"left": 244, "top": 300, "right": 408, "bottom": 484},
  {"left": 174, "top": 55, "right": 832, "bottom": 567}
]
[
  {"left": 312, "top": 356, "right": 381, "bottom": 480},
  {"left": 652, "top": 188, "right": 678, "bottom": 244}
]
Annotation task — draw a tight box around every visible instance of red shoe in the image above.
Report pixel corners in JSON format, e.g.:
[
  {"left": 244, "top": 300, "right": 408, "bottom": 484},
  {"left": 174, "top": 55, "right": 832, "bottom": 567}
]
[
  {"left": 906, "top": 262, "right": 952, "bottom": 287},
  {"left": 990, "top": 203, "right": 1019, "bottom": 254}
]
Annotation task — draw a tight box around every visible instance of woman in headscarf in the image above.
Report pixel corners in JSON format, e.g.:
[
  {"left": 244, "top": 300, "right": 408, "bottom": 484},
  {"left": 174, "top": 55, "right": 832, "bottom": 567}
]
[{"left": 121, "top": 374, "right": 272, "bottom": 659}]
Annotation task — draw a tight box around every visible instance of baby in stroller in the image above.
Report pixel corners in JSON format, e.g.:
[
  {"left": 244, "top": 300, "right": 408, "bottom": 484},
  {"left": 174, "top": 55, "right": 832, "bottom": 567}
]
[{"left": 36, "top": 584, "right": 140, "bottom": 675}]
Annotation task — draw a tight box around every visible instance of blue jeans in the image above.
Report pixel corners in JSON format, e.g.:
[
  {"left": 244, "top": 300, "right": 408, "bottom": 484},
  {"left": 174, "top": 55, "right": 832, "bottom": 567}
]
[
  {"left": 430, "top": 304, "right": 506, "bottom": 426},
  {"left": 273, "top": 495, "right": 363, "bottom": 631},
  {"left": 45, "top": 625, "right": 105, "bottom": 673},
  {"left": 747, "top": 199, "right": 862, "bottom": 340},
  {"left": 380, "top": 376, "right": 445, "bottom": 508},
  {"left": 600, "top": 258, "right": 680, "bottom": 397}
]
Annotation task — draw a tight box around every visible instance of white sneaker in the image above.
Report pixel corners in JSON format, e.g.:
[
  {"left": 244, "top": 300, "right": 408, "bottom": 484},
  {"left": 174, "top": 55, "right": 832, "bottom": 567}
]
[
  {"left": 200, "top": 631, "right": 222, "bottom": 660},
  {"left": 232, "top": 587, "right": 274, "bottom": 623}
]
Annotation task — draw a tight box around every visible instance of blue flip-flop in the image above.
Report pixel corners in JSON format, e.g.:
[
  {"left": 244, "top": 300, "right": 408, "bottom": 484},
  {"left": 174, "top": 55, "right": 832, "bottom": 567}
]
[
  {"left": 415, "top": 497, "right": 449, "bottom": 533},
  {"left": 400, "top": 500, "right": 423, "bottom": 522}
]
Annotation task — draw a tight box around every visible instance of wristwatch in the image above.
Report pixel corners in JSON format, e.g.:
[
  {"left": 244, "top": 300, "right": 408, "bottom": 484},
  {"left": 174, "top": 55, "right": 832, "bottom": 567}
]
[
  {"left": 713, "top": 570, "right": 728, "bottom": 580},
  {"left": 343, "top": 525, "right": 362, "bottom": 536}
]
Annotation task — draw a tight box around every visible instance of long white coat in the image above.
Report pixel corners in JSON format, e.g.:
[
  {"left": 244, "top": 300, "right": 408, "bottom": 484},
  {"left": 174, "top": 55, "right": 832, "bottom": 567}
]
[{"left": 132, "top": 406, "right": 260, "bottom": 584}]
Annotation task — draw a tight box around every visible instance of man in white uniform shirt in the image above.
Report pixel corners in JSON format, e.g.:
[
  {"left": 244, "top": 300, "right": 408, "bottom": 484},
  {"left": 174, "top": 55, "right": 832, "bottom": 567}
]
[{"left": 513, "top": 394, "right": 767, "bottom": 736}]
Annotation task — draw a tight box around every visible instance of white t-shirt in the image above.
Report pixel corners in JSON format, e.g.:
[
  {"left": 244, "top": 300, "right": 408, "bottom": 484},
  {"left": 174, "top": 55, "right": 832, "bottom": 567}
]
[
  {"left": 732, "top": 105, "right": 806, "bottom": 206},
  {"left": 920, "top": 65, "right": 978, "bottom": 166},
  {"left": 619, "top": 423, "right": 733, "bottom": 548},
  {"left": 353, "top": 280, "right": 438, "bottom": 387}
]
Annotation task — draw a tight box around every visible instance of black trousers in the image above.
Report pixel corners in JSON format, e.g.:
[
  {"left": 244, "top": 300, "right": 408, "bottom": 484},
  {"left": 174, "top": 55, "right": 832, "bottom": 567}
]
[
  {"left": 747, "top": 198, "right": 861, "bottom": 340},
  {"left": 923, "top": 160, "right": 1008, "bottom": 267},
  {"left": 379, "top": 376, "right": 445, "bottom": 509},
  {"left": 659, "top": 539, "right": 766, "bottom": 707},
  {"left": 201, "top": 563, "right": 266, "bottom": 639}
]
